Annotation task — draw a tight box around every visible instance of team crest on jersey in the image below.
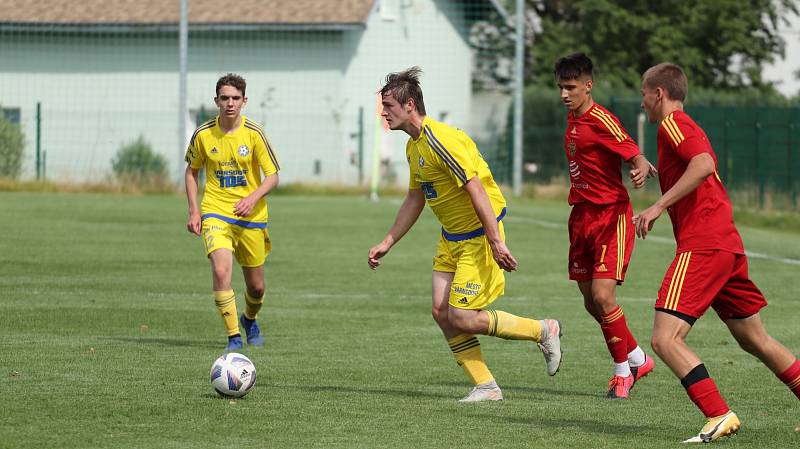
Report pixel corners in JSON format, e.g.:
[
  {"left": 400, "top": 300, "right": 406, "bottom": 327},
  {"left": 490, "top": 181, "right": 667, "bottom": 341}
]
[
  {"left": 238, "top": 145, "right": 249, "bottom": 157},
  {"left": 210, "top": 147, "right": 219, "bottom": 154},
  {"left": 419, "top": 156, "right": 425, "bottom": 167},
  {"left": 568, "top": 140, "right": 577, "bottom": 157}
]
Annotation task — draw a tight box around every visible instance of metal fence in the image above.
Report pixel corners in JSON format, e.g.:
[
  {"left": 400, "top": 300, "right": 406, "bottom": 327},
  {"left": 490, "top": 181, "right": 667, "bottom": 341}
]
[
  {"left": 496, "top": 91, "right": 800, "bottom": 210},
  {"left": 610, "top": 98, "right": 800, "bottom": 209},
  {"left": 0, "top": 0, "right": 515, "bottom": 189}
]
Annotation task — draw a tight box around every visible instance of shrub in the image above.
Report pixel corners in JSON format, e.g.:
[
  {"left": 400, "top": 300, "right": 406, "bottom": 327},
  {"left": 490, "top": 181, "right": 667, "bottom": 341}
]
[
  {"left": 111, "top": 135, "right": 168, "bottom": 181},
  {"left": 0, "top": 115, "right": 25, "bottom": 179}
]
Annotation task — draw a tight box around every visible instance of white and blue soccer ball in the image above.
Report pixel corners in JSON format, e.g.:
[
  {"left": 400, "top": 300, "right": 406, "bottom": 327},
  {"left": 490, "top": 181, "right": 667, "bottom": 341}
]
[{"left": 210, "top": 352, "right": 256, "bottom": 398}]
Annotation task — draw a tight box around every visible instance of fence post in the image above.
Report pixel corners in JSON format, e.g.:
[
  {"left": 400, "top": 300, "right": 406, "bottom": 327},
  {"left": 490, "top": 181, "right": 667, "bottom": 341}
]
[
  {"left": 357, "top": 106, "right": 364, "bottom": 185},
  {"left": 36, "top": 102, "right": 41, "bottom": 180},
  {"left": 790, "top": 123, "right": 796, "bottom": 209},
  {"left": 755, "top": 121, "right": 763, "bottom": 208},
  {"left": 512, "top": 0, "right": 524, "bottom": 196}
]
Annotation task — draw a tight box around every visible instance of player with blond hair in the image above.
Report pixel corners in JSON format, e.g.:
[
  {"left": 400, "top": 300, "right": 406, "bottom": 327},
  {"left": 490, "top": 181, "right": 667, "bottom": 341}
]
[{"left": 368, "top": 67, "right": 562, "bottom": 402}]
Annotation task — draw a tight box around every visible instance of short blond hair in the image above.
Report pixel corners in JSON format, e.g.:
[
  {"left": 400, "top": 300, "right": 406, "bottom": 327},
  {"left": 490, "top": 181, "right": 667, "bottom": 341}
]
[{"left": 643, "top": 63, "right": 688, "bottom": 102}]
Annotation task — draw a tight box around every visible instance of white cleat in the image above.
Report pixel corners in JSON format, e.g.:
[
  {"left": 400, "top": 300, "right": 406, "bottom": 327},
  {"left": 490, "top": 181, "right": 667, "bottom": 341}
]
[
  {"left": 458, "top": 382, "right": 503, "bottom": 403},
  {"left": 538, "top": 319, "right": 562, "bottom": 376},
  {"left": 682, "top": 411, "right": 740, "bottom": 443}
]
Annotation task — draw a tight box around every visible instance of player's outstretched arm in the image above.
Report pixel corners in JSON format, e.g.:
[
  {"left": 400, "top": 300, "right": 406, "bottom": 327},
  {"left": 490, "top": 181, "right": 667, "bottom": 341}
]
[
  {"left": 368, "top": 189, "right": 425, "bottom": 270},
  {"left": 185, "top": 165, "right": 202, "bottom": 236},
  {"left": 633, "top": 152, "right": 715, "bottom": 239},
  {"left": 463, "top": 177, "right": 517, "bottom": 272},
  {"left": 628, "top": 154, "right": 657, "bottom": 189},
  {"left": 234, "top": 173, "right": 279, "bottom": 217}
]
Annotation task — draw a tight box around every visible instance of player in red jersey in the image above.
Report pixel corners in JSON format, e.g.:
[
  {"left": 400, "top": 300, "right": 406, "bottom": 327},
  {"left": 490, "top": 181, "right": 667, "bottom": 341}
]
[
  {"left": 555, "top": 53, "right": 657, "bottom": 399},
  {"left": 636, "top": 62, "right": 800, "bottom": 443}
]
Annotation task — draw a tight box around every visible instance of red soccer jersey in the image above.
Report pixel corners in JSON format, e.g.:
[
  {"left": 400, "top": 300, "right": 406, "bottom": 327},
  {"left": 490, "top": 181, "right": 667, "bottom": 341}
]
[
  {"left": 565, "top": 103, "right": 641, "bottom": 205},
  {"left": 656, "top": 110, "right": 744, "bottom": 254}
]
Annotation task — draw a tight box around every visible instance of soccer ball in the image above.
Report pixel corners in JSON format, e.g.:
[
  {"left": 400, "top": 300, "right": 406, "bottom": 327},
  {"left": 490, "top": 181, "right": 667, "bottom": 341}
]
[{"left": 210, "top": 352, "right": 256, "bottom": 398}]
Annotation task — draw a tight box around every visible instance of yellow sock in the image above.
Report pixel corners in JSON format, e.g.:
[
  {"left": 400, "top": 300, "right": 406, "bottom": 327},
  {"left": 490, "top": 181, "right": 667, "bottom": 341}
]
[
  {"left": 486, "top": 309, "right": 542, "bottom": 342},
  {"left": 214, "top": 290, "right": 239, "bottom": 337},
  {"left": 447, "top": 334, "right": 494, "bottom": 385},
  {"left": 244, "top": 292, "right": 264, "bottom": 320}
]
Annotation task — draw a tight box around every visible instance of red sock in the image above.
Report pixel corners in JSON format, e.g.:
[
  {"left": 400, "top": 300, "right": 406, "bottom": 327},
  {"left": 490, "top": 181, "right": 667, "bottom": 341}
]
[
  {"left": 600, "top": 306, "right": 630, "bottom": 364},
  {"left": 777, "top": 359, "right": 800, "bottom": 400},
  {"left": 682, "top": 364, "right": 729, "bottom": 418},
  {"left": 686, "top": 378, "right": 729, "bottom": 418}
]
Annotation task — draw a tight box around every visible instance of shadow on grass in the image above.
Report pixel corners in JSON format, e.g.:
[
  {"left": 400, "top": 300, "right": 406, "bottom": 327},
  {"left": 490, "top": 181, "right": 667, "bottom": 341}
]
[
  {"left": 107, "top": 336, "right": 219, "bottom": 348},
  {"left": 268, "top": 383, "right": 455, "bottom": 400},
  {"left": 439, "top": 381, "right": 598, "bottom": 399},
  {"left": 471, "top": 412, "right": 654, "bottom": 435}
]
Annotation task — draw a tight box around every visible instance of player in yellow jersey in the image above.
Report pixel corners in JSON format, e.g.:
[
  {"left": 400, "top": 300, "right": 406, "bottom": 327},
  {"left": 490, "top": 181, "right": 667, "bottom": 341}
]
[
  {"left": 185, "top": 73, "right": 280, "bottom": 350},
  {"left": 368, "top": 67, "right": 562, "bottom": 402}
]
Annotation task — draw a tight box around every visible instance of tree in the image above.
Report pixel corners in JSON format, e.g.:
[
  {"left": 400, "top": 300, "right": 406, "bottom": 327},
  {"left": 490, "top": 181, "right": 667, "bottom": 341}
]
[
  {"left": 111, "top": 135, "right": 168, "bottom": 182},
  {"left": 473, "top": 0, "right": 799, "bottom": 92}
]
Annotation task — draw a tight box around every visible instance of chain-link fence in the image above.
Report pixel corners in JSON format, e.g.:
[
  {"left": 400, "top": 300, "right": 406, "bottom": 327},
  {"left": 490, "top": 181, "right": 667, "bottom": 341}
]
[{"left": 0, "top": 0, "right": 514, "bottom": 188}]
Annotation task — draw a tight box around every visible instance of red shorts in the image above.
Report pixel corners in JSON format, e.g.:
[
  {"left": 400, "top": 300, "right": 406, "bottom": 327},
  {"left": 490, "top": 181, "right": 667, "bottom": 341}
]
[
  {"left": 655, "top": 250, "right": 767, "bottom": 321},
  {"left": 568, "top": 202, "right": 634, "bottom": 283}
]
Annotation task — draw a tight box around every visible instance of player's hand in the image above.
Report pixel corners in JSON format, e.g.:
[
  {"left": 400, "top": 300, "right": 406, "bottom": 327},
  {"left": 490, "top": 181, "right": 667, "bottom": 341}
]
[
  {"left": 633, "top": 204, "right": 663, "bottom": 239},
  {"left": 368, "top": 241, "right": 392, "bottom": 270},
  {"left": 187, "top": 211, "right": 201, "bottom": 236},
  {"left": 489, "top": 240, "right": 518, "bottom": 272},
  {"left": 630, "top": 161, "right": 657, "bottom": 189},
  {"left": 234, "top": 195, "right": 257, "bottom": 217}
]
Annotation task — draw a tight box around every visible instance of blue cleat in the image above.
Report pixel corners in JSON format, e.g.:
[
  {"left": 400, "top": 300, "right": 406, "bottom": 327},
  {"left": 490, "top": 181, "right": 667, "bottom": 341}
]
[
  {"left": 239, "top": 314, "right": 264, "bottom": 346},
  {"left": 225, "top": 335, "right": 243, "bottom": 351}
]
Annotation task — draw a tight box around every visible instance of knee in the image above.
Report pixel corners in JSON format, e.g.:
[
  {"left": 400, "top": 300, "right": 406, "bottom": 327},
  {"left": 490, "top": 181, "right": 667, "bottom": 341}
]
[
  {"left": 592, "top": 291, "right": 616, "bottom": 310},
  {"left": 735, "top": 333, "right": 767, "bottom": 356},
  {"left": 211, "top": 265, "right": 231, "bottom": 283},
  {"left": 650, "top": 335, "right": 669, "bottom": 357},
  {"left": 448, "top": 313, "right": 473, "bottom": 334},
  {"left": 247, "top": 287, "right": 265, "bottom": 299},
  {"left": 432, "top": 307, "right": 448, "bottom": 326}
]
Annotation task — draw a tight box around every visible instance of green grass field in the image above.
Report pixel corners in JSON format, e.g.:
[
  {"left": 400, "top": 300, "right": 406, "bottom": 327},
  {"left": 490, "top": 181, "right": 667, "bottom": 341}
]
[{"left": 1, "top": 192, "right": 798, "bottom": 449}]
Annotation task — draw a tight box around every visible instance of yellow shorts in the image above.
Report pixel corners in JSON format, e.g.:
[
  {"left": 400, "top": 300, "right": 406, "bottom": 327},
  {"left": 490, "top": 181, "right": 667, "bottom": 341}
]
[
  {"left": 201, "top": 217, "right": 271, "bottom": 267},
  {"left": 433, "top": 222, "right": 505, "bottom": 310}
]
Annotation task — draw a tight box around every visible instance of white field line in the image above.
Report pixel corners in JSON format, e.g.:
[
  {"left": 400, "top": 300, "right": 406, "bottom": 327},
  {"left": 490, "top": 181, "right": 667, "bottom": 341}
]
[{"left": 505, "top": 216, "right": 800, "bottom": 266}]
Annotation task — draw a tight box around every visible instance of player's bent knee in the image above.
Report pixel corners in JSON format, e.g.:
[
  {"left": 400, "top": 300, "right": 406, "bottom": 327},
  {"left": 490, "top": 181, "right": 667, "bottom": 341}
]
[
  {"left": 431, "top": 307, "right": 448, "bottom": 325},
  {"left": 592, "top": 293, "right": 617, "bottom": 310},
  {"left": 448, "top": 313, "right": 476, "bottom": 334},
  {"left": 247, "top": 287, "right": 265, "bottom": 298},
  {"left": 650, "top": 335, "right": 668, "bottom": 357}
]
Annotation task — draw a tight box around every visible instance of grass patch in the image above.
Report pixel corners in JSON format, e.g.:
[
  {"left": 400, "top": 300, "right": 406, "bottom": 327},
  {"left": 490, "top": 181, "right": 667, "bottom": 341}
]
[{"left": 0, "top": 192, "right": 798, "bottom": 448}]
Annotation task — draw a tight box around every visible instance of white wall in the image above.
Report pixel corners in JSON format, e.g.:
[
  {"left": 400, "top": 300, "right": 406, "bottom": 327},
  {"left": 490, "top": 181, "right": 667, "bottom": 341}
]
[
  {"left": 763, "top": 11, "right": 800, "bottom": 97},
  {"left": 0, "top": 0, "right": 484, "bottom": 185}
]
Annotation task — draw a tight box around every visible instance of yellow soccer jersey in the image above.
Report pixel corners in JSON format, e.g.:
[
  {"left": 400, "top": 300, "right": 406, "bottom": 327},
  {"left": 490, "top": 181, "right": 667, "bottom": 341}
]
[
  {"left": 407, "top": 116, "right": 505, "bottom": 234},
  {"left": 185, "top": 115, "right": 280, "bottom": 227}
]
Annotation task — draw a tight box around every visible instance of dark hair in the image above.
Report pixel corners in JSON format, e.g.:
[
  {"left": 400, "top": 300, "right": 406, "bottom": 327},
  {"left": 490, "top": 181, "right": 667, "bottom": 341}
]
[
  {"left": 216, "top": 73, "right": 246, "bottom": 96},
  {"left": 554, "top": 52, "right": 594, "bottom": 80},
  {"left": 379, "top": 66, "right": 426, "bottom": 115},
  {"left": 643, "top": 63, "right": 688, "bottom": 102}
]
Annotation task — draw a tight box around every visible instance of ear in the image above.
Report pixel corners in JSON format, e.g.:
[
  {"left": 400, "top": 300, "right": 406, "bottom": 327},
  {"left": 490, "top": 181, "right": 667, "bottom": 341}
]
[{"left": 405, "top": 98, "right": 415, "bottom": 112}]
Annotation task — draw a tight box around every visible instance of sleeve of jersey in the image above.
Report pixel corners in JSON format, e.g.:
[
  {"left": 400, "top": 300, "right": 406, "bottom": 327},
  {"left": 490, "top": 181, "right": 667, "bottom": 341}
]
[
  {"left": 661, "top": 115, "right": 706, "bottom": 162},
  {"left": 184, "top": 138, "right": 204, "bottom": 169},
  {"left": 422, "top": 127, "right": 478, "bottom": 188},
  {"left": 590, "top": 111, "right": 640, "bottom": 160},
  {"left": 251, "top": 127, "right": 280, "bottom": 176}
]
